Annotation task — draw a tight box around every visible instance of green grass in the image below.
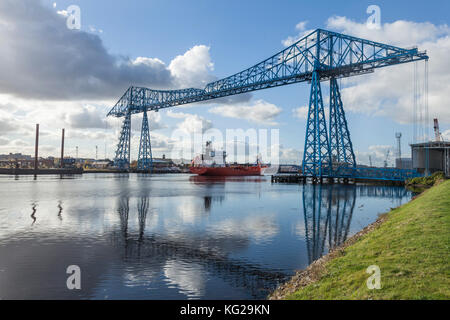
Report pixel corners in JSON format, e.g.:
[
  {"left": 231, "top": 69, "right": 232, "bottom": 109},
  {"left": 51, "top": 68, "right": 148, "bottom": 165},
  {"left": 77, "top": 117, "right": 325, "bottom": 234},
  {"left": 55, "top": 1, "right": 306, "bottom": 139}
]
[
  {"left": 287, "top": 180, "right": 450, "bottom": 300},
  {"left": 407, "top": 171, "right": 445, "bottom": 187}
]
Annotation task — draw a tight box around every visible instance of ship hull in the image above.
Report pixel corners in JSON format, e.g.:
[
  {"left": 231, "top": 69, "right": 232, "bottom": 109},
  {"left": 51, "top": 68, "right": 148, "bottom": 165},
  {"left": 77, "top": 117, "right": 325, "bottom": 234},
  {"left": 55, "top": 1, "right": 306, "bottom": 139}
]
[{"left": 189, "top": 166, "right": 262, "bottom": 176}]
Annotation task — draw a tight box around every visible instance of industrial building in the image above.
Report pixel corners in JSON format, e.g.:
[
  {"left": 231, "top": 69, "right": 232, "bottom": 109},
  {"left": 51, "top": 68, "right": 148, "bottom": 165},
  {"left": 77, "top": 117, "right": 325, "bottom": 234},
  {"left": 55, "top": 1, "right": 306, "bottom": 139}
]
[
  {"left": 395, "top": 158, "right": 413, "bottom": 170},
  {"left": 410, "top": 119, "right": 450, "bottom": 177},
  {"left": 411, "top": 141, "right": 450, "bottom": 176}
]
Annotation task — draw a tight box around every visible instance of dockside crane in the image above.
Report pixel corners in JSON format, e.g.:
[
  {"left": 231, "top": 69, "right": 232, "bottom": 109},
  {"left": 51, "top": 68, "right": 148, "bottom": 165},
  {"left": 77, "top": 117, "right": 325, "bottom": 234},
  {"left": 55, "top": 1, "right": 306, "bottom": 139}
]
[{"left": 434, "top": 118, "right": 442, "bottom": 142}]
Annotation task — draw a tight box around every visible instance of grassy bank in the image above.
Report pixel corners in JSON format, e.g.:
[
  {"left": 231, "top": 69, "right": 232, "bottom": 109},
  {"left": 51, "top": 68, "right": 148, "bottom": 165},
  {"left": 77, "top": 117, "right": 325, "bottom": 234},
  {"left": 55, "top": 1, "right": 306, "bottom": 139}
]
[
  {"left": 274, "top": 180, "right": 450, "bottom": 300},
  {"left": 406, "top": 171, "right": 445, "bottom": 190}
]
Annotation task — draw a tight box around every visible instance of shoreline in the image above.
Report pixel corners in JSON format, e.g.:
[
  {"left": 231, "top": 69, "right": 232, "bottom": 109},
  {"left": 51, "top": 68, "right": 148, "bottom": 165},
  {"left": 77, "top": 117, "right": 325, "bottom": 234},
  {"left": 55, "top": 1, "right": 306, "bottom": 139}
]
[
  {"left": 268, "top": 209, "right": 390, "bottom": 300},
  {"left": 0, "top": 168, "right": 83, "bottom": 175},
  {"left": 269, "top": 179, "right": 449, "bottom": 300}
]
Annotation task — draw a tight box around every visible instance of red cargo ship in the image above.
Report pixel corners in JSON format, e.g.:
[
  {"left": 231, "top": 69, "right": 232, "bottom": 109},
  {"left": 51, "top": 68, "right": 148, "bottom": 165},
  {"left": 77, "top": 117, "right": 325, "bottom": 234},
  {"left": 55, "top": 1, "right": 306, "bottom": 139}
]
[
  {"left": 190, "top": 163, "right": 263, "bottom": 176},
  {"left": 189, "top": 141, "right": 265, "bottom": 176}
]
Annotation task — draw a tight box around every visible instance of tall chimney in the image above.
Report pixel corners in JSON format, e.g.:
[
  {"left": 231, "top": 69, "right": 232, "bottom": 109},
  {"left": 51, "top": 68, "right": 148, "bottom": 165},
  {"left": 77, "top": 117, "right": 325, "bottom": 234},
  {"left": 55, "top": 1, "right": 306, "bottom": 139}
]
[
  {"left": 60, "top": 128, "right": 65, "bottom": 168},
  {"left": 395, "top": 132, "right": 402, "bottom": 159},
  {"left": 434, "top": 118, "right": 440, "bottom": 142},
  {"left": 34, "top": 124, "right": 39, "bottom": 171}
]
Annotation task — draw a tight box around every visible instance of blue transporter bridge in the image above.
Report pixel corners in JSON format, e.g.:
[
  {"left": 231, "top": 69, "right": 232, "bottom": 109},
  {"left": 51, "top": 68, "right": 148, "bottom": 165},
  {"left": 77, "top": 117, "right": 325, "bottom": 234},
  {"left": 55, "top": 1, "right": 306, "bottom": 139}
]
[{"left": 107, "top": 29, "right": 428, "bottom": 181}]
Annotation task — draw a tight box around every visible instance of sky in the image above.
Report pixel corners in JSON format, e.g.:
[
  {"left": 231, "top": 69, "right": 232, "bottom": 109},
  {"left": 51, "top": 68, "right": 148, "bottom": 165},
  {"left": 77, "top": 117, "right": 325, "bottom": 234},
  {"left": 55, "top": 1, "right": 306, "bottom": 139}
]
[{"left": 0, "top": 0, "right": 449, "bottom": 166}]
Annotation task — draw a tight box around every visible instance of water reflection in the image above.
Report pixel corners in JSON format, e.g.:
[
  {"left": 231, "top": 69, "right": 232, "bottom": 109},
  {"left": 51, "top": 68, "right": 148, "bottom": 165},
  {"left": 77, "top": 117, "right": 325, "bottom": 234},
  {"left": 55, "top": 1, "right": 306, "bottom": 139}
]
[
  {"left": 301, "top": 184, "right": 408, "bottom": 265},
  {"left": 57, "top": 201, "right": 63, "bottom": 221},
  {"left": 189, "top": 176, "right": 266, "bottom": 184},
  {"left": 0, "top": 174, "right": 412, "bottom": 299},
  {"left": 118, "top": 198, "right": 130, "bottom": 237},
  {"left": 203, "top": 196, "right": 225, "bottom": 212},
  {"left": 138, "top": 197, "right": 149, "bottom": 241},
  {"left": 30, "top": 202, "right": 37, "bottom": 225},
  {"left": 204, "top": 196, "right": 212, "bottom": 212},
  {"left": 112, "top": 195, "right": 287, "bottom": 298},
  {"left": 303, "top": 185, "right": 356, "bottom": 264}
]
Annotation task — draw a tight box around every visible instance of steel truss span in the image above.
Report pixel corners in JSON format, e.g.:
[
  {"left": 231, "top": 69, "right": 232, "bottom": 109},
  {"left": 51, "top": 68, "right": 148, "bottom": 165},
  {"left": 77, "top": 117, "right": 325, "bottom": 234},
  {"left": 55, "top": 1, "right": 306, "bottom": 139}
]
[{"left": 108, "top": 28, "right": 428, "bottom": 179}]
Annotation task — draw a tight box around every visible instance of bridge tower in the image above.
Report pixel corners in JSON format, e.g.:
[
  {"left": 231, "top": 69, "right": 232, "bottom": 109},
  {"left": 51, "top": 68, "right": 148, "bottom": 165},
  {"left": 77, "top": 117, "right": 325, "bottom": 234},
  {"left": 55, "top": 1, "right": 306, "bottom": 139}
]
[
  {"left": 114, "top": 111, "right": 131, "bottom": 170},
  {"left": 302, "top": 70, "right": 332, "bottom": 177},
  {"left": 329, "top": 77, "right": 356, "bottom": 168},
  {"left": 137, "top": 110, "right": 153, "bottom": 172}
]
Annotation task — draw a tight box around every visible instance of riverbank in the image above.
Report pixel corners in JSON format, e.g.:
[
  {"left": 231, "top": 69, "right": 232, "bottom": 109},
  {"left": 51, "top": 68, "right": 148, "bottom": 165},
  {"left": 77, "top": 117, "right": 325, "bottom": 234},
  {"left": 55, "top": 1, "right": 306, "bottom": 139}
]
[
  {"left": 270, "top": 179, "right": 450, "bottom": 300},
  {"left": 405, "top": 171, "right": 446, "bottom": 192},
  {"left": 0, "top": 168, "right": 83, "bottom": 175},
  {"left": 0, "top": 168, "right": 187, "bottom": 174}
]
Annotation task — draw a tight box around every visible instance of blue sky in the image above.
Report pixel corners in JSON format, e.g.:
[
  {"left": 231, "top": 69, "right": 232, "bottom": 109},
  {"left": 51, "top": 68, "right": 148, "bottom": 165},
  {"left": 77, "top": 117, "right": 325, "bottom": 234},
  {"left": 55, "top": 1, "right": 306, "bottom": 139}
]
[{"left": 0, "top": 0, "right": 449, "bottom": 165}]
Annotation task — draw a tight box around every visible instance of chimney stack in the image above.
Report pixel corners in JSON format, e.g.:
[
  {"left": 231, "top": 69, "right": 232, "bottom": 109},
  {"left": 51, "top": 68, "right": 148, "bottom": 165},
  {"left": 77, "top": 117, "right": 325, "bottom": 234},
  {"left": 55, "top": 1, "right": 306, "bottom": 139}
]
[
  {"left": 60, "top": 128, "right": 65, "bottom": 168},
  {"left": 34, "top": 124, "right": 39, "bottom": 171}
]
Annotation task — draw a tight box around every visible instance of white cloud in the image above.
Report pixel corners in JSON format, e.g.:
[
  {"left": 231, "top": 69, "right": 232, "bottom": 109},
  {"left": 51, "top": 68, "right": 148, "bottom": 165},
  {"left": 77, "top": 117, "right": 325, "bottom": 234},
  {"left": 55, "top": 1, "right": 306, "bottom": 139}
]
[
  {"left": 11, "top": 139, "right": 30, "bottom": 147},
  {"left": 178, "top": 114, "right": 212, "bottom": 134},
  {"left": 292, "top": 105, "right": 330, "bottom": 122},
  {"left": 0, "top": 0, "right": 220, "bottom": 159},
  {"left": 209, "top": 99, "right": 282, "bottom": 125},
  {"left": 0, "top": 102, "right": 17, "bottom": 113},
  {"left": 163, "top": 259, "right": 205, "bottom": 298},
  {"left": 66, "top": 105, "right": 108, "bottom": 129},
  {"left": 130, "top": 109, "right": 166, "bottom": 132},
  {"left": 355, "top": 145, "right": 394, "bottom": 167},
  {"left": 56, "top": 10, "right": 68, "bottom": 17},
  {"left": 0, "top": 107, "right": 36, "bottom": 140},
  {"left": 211, "top": 215, "right": 279, "bottom": 243},
  {"left": 292, "top": 106, "right": 308, "bottom": 120},
  {"left": 131, "top": 56, "right": 165, "bottom": 68},
  {"left": 327, "top": 16, "right": 450, "bottom": 46},
  {"left": 0, "top": 0, "right": 214, "bottom": 100},
  {"left": 147, "top": 110, "right": 166, "bottom": 130},
  {"left": 295, "top": 21, "right": 308, "bottom": 31},
  {"left": 267, "top": 144, "right": 302, "bottom": 164},
  {"left": 0, "top": 110, "right": 18, "bottom": 134},
  {"left": 0, "top": 137, "right": 8, "bottom": 145},
  {"left": 166, "top": 110, "right": 189, "bottom": 119},
  {"left": 282, "top": 21, "right": 315, "bottom": 47},
  {"left": 168, "top": 45, "right": 215, "bottom": 88},
  {"left": 324, "top": 16, "right": 450, "bottom": 125},
  {"left": 279, "top": 146, "right": 302, "bottom": 164},
  {"left": 167, "top": 110, "right": 213, "bottom": 134},
  {"left": 66, "top": 129, "right": 113, "bottom": 141},
  {"left": 0, "top": 93, "right": 175, "bottom": 159},
  {"left": 149, "top": 132, "right": 172, "bottom": 150},
  {"left": 0, "top": 95, "right": 120, "bottom": 157},
  {"left": 88, "top": 25, "right": 103, "bottom": 34},
  {"left": 441, "top": 129, "right": 450, "bottom": 141}
]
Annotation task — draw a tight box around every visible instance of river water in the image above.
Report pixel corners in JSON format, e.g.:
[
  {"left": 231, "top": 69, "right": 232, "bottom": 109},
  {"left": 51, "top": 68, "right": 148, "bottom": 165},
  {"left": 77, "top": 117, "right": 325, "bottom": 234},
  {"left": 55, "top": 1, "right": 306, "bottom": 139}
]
[{"left": 0, "top": 173, "right": 411, "bottom": 299}]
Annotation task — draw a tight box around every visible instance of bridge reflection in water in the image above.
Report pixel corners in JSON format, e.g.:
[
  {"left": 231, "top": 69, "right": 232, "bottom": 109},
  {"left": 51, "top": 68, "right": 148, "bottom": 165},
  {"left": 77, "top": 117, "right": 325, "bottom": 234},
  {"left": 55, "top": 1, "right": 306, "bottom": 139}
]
[
  {"left": 302, "top": 184, "right": 410, "bottom": 264},
  {"left": 112, "top": 196, "right": 288, "bottom": 298},
  {"left": 303, "top": 185, "right": 356, "bottom": 264},
  {"left": 0, "top": 174, "right": 414, "bottom": 300},
  {"left": 109, "top": 183, "right": 409, "bottom": 299}
]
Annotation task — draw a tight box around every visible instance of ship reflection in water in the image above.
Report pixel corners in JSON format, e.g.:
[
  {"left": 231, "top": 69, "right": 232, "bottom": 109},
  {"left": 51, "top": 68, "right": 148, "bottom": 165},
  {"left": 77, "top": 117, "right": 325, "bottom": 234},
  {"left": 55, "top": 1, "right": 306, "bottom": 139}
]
[{"left": 0, "top": 174, "right": 410, "bottom": 299}]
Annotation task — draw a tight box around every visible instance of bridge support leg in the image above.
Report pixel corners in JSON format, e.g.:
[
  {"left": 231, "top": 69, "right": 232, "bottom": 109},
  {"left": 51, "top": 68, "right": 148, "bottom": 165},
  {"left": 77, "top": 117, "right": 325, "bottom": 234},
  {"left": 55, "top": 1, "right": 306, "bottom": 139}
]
[
  {"left": 114, "top": 111, "right": 131, "bottom": 170},
  {"left": 329, "top": 78, "right": 356, "bottom": 170},
  {"left": 302, "top": 71, "right": 332, "bottom": 178},
  {"left": 137, "top": 110, "right": 153, "bottom": 173}
]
